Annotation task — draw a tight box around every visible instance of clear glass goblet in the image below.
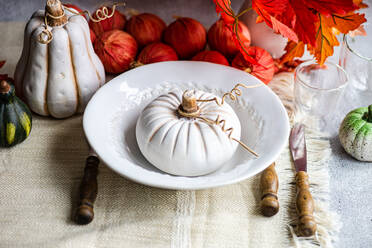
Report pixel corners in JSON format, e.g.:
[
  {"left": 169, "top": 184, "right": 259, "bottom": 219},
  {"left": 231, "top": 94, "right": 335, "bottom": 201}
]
[
  {"left": 339, "top": 23, "right": 372, "bottom": 111},
  {"left": 294, "top": 60, "right": 348, "bottom": 136}
]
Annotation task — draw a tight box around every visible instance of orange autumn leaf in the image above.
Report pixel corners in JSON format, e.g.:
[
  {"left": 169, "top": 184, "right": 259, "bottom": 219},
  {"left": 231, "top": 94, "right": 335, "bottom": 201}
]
[
  {"left": 349, "top": 25, "right": 367, "bottom": 37},
  {"left": 308, "top": 12, "right": 365, "bottom": 65},
  {"left": 256, "top": 15, "right": 264, "bottom": 23},
  {"left": 325, "top": 13, "right": 366, "bottom": 34},
  {"left": 280, "top": 41, "right": 305, "bottom": 65},
  {"left": 308, "top": 15, "right": 339, "bottom": 65},
  {"left": 353, "top": 0, "right": 369, "bottom": 8}
]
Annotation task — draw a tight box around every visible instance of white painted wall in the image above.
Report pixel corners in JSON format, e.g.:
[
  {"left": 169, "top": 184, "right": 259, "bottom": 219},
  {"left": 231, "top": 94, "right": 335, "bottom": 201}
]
[{"left": 0, "top": 0, "right": 244, "bottom": 27}]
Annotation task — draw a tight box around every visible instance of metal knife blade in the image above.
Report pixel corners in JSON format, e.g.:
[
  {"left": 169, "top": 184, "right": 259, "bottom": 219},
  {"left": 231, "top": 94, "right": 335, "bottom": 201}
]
[{"left": 289, "top": 123, "right": 307, "bottom": 172}]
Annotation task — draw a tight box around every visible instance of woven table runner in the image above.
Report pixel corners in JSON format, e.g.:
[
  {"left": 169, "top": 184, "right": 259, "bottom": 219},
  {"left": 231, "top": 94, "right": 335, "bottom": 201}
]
[{"left": 0, "top": 22, "right": 340, "bottom": 248}]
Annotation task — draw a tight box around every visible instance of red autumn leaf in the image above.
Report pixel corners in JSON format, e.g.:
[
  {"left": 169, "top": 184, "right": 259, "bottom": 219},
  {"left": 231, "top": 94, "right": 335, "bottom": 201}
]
[
  {"left": 287, "top": 0, "right": 318, "bottom": 46},
  {"left": 304, "top": 0, "right": 358, "bottom": 17},
  {"left": 252, "top": 0, "right": 299, "bottom": 43},
  {"left": 252, "top": 0, "right": 287, "bottom": 16},
  {"left": 279, "top": 41, "right": 305, "bottom": 65},
  {"left": 252, "top": 0, "right": 288, "bottom": 29},
  {"left": 270, "top": 15, "right": 298, "bottom": 42},
  {"left": 213, "top": 0, "right": 235, "bottom": 24}
]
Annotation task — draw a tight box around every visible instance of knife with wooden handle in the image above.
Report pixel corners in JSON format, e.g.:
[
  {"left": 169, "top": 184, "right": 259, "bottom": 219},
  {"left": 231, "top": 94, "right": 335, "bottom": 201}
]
[
  {"left": 289, "top": 123, "right": 317, "bottom": 237},
  {"left": 74, "top": 146, "right": 99, "bottom": 225},
  {"left": 260, "top": 162, "right": 279, "bottom": 217}
]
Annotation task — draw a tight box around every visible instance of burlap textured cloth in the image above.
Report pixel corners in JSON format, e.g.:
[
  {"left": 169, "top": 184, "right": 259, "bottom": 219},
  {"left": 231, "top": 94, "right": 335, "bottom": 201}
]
[{"left": 0, "top": 23, "right": 339, "bottom": 248}]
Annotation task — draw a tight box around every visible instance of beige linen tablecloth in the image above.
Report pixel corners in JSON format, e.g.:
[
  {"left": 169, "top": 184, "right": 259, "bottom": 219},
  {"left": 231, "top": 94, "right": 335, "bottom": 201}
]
[{"left": 0, "top": 22, "right": 339, "bottom": 248}]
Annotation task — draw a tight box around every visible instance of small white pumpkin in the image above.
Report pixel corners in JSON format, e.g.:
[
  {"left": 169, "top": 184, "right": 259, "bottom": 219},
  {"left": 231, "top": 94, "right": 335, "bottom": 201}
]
[
  {"left": 339, "top": 105, "right": 372, "bottom": 161},
  {"left": 14, "top": 0, "right": 105, "bottom": 118},
  {"left": 136, "top": 89, "right": 241, "bottom": 176}
]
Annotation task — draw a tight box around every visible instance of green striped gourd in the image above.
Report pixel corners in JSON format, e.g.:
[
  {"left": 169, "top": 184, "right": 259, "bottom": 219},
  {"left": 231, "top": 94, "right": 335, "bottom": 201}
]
[
  {"left": 339, "top": 105, "right": 372, "bottom": 161},
  {"left": 0, "top": 80, "right": 32, "bottom": 147}
]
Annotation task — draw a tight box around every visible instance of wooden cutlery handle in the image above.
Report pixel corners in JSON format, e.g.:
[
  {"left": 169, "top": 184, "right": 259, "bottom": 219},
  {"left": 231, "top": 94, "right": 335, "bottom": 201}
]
[
  {"left": 260, "top": 163, "right": 279, "bottom": 217},
  {"left": 296, "top": 171, "right": 316, "bottom": 236},
  {"left": 75, "top": 156, "right": 99, "bottom": 225}
]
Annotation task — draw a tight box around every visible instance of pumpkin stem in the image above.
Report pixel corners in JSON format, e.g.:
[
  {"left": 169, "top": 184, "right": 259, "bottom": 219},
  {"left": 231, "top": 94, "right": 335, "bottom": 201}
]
[
  {"left": 178, "top": 90, "right": 200, "bottom": 117},
  {"left": 130, "top": 61, "right": 144, "bottom": 69},
  {"left": 46, "top": 0, "right": 68, "bottom": 26},
  {"left": 126, "top": 8, "right": 140, "bottom": 17},
  {"left": 172, "top": 15, "right": 183, "bottom": 20},
  {"left": 368, "top": 105, "right": 372, "bottom": 123},
  {"left": 244, "top": 67, "right": 252, "bottom": 74},
  {"left": 0, "top": 80, "right": 10, "bottom": 94}
]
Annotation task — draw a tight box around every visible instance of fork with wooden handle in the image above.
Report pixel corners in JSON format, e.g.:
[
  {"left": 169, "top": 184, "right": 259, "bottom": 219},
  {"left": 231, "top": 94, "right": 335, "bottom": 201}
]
[
  {"left": 74, "top": 148, "right": 99, "bottom": 225},
  {"left": 260, "top": 163, "right": 279, "bottom": 217}
]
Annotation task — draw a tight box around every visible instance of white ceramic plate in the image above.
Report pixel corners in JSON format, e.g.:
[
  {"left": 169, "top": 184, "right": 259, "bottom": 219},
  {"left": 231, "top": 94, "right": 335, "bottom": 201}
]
[{"left": 83, "top": 61, "right": 289, "bottom": 190}]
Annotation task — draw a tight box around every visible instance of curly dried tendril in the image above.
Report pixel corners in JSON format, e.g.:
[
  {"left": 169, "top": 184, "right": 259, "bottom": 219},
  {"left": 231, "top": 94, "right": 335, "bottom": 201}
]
[
  {"left": 196, "top": 83, "right": 262, "bottom": 106},
  {"left": 86, "top": 2, "right": 126, "bottom": 22},
  {"left": 38, "top": 12, "right": 64, "bottom": 44},
  {"left": 177, "top": 83, "right": 262, "bottom": 157},
  {"left": 37, "top": 2, "right": 126, "bottom": 44},
  {"left": 198, "top": 115, "right": 259, "bottom": 157},
  {"left": 38, "top": 22, "right": 53, "bottom": 44}
]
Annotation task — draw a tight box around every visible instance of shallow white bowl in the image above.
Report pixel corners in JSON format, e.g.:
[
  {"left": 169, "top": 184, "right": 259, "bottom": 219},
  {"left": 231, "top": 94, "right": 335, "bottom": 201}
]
[{"left": 83, "top": 61, "right": 289, "bottom": 190}]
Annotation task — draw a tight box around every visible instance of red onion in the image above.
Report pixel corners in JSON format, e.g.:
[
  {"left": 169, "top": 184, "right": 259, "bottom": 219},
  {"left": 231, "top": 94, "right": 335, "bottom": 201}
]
[
  {"left": 163, "top": 17, "right": 207, "bottom": 59},
  {"left": 192, "top": 51, "right": 229, "bottom": 66},
  {"left": 94, "top": 30, "right": 138, "bottom": 74},
  {"left": 231, "top": 46, "right": 274, "bottom": 84},
  {"left": 208, "top": 19, "right": 251, "bottom": 59},
  {"left": 136, "top": 43, "right": 178, "bottom": 66},
  {"left": 125, "top": 13, "right": 166, "bottom": 48},
  {"left": 89, "top": 7, "right": 126, "bottom": 37}
]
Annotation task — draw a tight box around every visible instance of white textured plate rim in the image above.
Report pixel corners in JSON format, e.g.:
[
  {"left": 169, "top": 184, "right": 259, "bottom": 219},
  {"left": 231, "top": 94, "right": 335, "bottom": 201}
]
[{"left": 83, "top": 61, "right": 290, "bottom": 190}]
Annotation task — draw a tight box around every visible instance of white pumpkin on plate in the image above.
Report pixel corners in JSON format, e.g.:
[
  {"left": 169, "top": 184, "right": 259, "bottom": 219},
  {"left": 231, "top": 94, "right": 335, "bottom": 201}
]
[
  {"left": 14, "top": 0, "right": 105, "bottom": 118},
  {"left": 136, "top": 89, "right": 241, "bottom": 176}
]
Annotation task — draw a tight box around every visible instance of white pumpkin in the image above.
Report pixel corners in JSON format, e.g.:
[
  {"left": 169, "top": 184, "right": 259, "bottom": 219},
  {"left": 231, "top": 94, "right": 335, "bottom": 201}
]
[
  {"left": 14, "top": 0, "right": 105, "bottom": 118},
  {"left": 136, "top": 89, "right": 241, "bottom": 176}
]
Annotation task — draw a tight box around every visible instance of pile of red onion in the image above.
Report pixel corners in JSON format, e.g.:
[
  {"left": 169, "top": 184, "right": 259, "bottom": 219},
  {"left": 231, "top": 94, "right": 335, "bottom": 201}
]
[{"left": 85, "top": 4, "right": 275, "bottom": 83}]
